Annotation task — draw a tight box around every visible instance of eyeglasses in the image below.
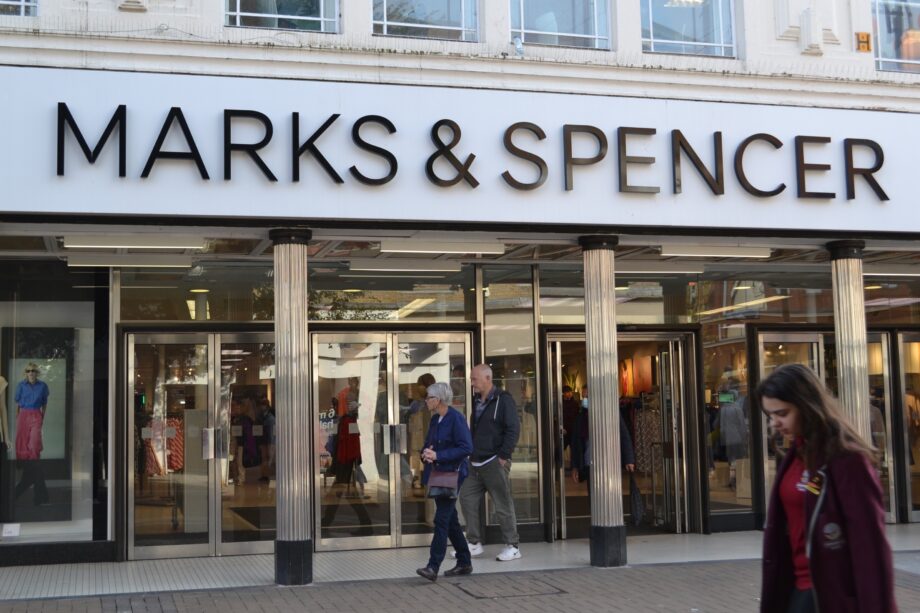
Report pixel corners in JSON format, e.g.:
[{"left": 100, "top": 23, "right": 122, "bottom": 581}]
[
  {"left": 426, "top": 396, "right": 438, "bottom": 401},
  {"left": 25, "top": 370, "right": 38, "bottom": 374}
]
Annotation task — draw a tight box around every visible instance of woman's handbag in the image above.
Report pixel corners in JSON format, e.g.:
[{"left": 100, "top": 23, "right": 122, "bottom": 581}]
[{"left": 427, "top": 469, "right": 459, "bottom": 499}]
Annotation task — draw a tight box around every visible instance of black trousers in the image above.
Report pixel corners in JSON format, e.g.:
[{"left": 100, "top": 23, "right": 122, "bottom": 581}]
[
  {"left": 787, "top": 589, "right": 817, "bottom": 613},
  {"left": 15, "top": 460, "right": 48, "bottom": 505}
]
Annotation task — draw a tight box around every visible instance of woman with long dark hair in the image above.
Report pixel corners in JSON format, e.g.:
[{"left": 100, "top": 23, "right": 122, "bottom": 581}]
[{"left": 758, "top": 363, "right": 896, "bottom": 613}]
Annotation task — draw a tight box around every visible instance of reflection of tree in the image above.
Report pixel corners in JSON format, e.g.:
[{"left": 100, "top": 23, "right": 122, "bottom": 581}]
[
  {"left": 309, "top": 290, "right": 389, "bottom": 321},
  {"left": 383, "top": 0, "right": 448, "bottom": 26},
  {"left": 250, "top": 285, "right": 388, "bottom": 321}
]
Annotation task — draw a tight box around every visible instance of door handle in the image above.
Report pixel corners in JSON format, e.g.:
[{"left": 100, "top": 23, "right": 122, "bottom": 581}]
[
  {"left": 382, "top": 423, "right": 392, "bottom": 455},
  {"left": 201, "top": 427, "right": 215, "bottom": 460},
  {"left": 398, "top": 424, "right": 408, "bottom": 454}
]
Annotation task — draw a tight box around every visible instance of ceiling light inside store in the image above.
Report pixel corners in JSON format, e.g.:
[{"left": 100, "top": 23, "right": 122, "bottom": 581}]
[
  {"left": 659, "top": 245, "right": 771, "bottom": 258},
  {"left": 349, "top": 259, "right": 461, "bottom": 273},
  {"left": 616, "top": 262, "right": 705, "bottom": 274},
  {"left": 380, "top": 240, "right": 505, "bottom": 255},
  {"left": 67, "top": 254, "right": 192, "bottom": 268},
  {"left": 63, "top": 235, "right": 206, "bottom": 250},
  {"left": 189, "top": 288, "right": 209, "bottom": 294},
  {"left": 864, "top": 285, "right": 883, "bottom": 290},
  {"left": 732, "top": 285, "right": 753, "bottom": 291},
  {"left": 863, "top": 265, "right": 920, "bottom": 277}
]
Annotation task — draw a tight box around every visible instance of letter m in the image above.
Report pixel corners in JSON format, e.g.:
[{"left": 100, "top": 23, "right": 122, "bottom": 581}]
[{"left": 57, "top": 103, "right": 127, "bottom": 177}]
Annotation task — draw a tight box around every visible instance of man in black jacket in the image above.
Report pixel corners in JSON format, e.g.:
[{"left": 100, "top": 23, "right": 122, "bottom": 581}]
[{"left": 457, "top": 364, "right": 522, "bottom": 562}]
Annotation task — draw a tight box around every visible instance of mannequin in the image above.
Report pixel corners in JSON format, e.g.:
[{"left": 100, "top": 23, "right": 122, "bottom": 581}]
[{"left": 14, "top": 363, "right": 49, "bottom": 506}]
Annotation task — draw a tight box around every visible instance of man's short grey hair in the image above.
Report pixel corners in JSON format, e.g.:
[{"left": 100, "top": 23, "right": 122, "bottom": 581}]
[
  {"left": 428, "top": 382, "right": 453, "bottom": 406},
  {"left": 473, "top": 364, "right": 493, "bottom": 380}
]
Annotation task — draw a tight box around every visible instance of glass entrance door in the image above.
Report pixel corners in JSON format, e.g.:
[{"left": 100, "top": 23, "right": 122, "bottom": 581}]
[
  {"left": 899, "top": 333, "right": 920, "bottom": 522},
  {"left": 757, "top": 331, "right": 895, "bottom": 522},
  {"left": 547, "top": 333, "right": 693, "bottom": 538},
  {"left": 312, "top": 331, "right": 472, "bottom": 551},
  {"left": 127, "top": 332, "right": 276, "bottom": 559}
]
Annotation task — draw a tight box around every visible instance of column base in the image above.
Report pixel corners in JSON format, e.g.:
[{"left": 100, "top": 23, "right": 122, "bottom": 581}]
[
  {"left": 590, "top": 525, "right": 627, "bottom": 567},
  {"left": 275, "top": 539, "right": 313, "bottom": 585}
]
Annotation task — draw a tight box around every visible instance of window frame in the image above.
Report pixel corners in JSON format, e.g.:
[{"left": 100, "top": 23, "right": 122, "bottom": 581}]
[
  {"left": 372, "top": 0, "right": 479, "bottom": 42},
  {"left": 0, "top": 0, "right": 38, "bottom": 16},
  {"left": 509, "top": 0, "right": 610, "bottom": 50},
  {"left": 873, "top": 0, "right": 920, "bottom": 72},
  {"left": 225, "top": 0, "right": 340, "bottom": 34},
  {"left": 641, "top": 0, "right": 736, "bottom": 59}
]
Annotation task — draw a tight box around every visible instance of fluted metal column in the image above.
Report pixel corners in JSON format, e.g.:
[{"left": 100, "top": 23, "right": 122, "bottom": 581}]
[
  {"left": 270, "top": 228, "right": 312, "bottom": 585},
  {"left": 827, "top": 240, "right": 871, "bottom": 444},
  {"left": 579, "top": 235, "right": 626, "bottom": 567}
]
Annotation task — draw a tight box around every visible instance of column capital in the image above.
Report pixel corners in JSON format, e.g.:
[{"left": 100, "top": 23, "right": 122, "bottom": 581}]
[
  {"left": 826, "top": 240, "right": 865, "bottom": 261},
  {"left": 578, "top": 235, "right": 619, "bottom": 251},
  {"left": 269, "top": 228, "right": 312, "bottom": 246}
]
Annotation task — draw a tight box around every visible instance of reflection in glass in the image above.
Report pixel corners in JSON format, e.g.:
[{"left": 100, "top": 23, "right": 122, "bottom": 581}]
[
  {"left": 373, "top": 0, "right": 478, "bottom": 41},
  {"left": 315, "top": 341, "right": 390, "bottom": 539},
  {"left": 309, "top": 263, "right": 475, "bottom": 322},
  {"left": 873, "top": 0, "right": 920, "bottom": 72},
  {"left": 484, "top": 267, "right": 539, "bottom": 525},
  {"left": 133, "top": 343, "right": 210, "bottom": 547},
  {"left": 510, "top": 0, "right": 610, "bottom": 49},
  {"left": 641, "top": 0, "right": 735, "bottom": 57},
  {"left": 225, "top": 0, "right": 338, "bottom": 31},
  {"left": 219, "top": 342, "right": 276, "bottom": 543}
]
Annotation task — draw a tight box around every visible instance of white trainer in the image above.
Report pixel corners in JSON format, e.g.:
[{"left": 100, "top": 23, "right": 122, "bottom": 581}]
[
  {"left": 496, "top": 545, "right": 521, "bottom": 561},
  {"left": 452, "top": 542, "right": 484, "bottom": 558}
]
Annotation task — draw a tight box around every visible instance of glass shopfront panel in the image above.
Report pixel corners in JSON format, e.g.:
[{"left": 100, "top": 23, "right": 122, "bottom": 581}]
[
  {"left": 483, "top": 266, "right": 540, "bottom": 525},
  {"left": 0, "top": 261, "right": 107, "bottom": 545}
]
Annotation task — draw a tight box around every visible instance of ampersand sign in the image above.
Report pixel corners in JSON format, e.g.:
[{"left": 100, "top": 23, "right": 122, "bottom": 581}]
[{"left": 425, "top": 119, "right": 479, "bottom": 188}]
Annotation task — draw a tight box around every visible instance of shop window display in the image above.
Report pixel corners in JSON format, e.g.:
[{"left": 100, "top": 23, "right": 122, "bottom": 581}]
[{"left": 0, "top": 261, "right": 107, "bottom": 544}]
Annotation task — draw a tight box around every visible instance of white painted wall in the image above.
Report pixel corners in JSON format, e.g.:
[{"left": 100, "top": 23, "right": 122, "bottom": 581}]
[{"left": 0, "top": 1, "right": 916, "bottom": 113}]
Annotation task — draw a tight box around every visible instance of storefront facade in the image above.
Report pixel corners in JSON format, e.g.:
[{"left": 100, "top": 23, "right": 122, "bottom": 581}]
[{"left": 1, "top": 0, "right": 919, "bottom": 584}]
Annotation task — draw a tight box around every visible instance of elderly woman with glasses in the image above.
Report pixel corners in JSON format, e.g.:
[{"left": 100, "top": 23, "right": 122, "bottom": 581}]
[{"left": 415, "top": 381, "right": 474, "bottom": 582}]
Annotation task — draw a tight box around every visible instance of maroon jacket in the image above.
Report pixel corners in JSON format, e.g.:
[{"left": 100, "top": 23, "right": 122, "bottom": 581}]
[{"left": 761, "top": 443, "right": 896, "bottom": 612}]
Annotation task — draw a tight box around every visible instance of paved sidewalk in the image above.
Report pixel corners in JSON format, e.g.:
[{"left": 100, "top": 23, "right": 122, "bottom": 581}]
[{"left": 4, "top": 557, "right": 920, "bottom": 613}]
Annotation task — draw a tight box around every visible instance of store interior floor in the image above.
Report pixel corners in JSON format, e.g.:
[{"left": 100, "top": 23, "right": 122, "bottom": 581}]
[{"left": 3, "top": 526, "right": 920, "bottom": 600}]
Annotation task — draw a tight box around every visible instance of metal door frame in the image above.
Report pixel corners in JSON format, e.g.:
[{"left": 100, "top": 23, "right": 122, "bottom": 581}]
[
  {"left": 312, "top": 330, "right": 473, "bottom": 552},
  {"left": 544, "top": 330, "right": 697, "bottom": 537},
  {"left": 127, "top": 331, "right": 276, "bottom": 560}
]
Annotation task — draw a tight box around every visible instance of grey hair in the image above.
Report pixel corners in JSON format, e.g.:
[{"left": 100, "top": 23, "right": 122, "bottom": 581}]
[
  {"left": 473, "top": 364, "right": 493, "bottom": 380},
  {"left": 427, "top": 381, "right": 453, "bottom": 406}
]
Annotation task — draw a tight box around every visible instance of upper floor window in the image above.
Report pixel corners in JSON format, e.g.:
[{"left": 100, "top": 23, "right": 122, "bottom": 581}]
[
  {"left": 226, "top": 0, "right": 339, "bottom": 32},
  {"left": 510, "top": 0, "right": 610, "bottom": 49},
  {"left": 373, "top": 0, "right": 478, "bottom": 41},
  {"left": 0, "top": 0, "right": 37, "bottom": 16},
  {"left": 641, "top": 0, "right": 735, "bottom": 58},
  {"left": 874, "top": 1, "right": 920, "bottom": 72}
]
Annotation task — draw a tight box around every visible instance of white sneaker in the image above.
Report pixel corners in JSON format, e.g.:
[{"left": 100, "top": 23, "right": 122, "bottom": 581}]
[
  {"left": 496, "top": 545, "right": 521, "bottom": 561},
  {"left": 452, "top": 542, "right": 484, "bottom": 558}
]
